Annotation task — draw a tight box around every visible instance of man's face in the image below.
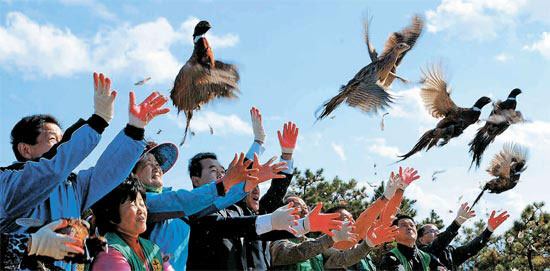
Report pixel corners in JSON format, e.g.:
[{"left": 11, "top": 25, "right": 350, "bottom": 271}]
[
  {"left": 135, "top": 154, "right": 163, "bottom": 188},
  {"left": 395, "top": 218, "right": 417, "bottom": 245},
  {"left": 286, "top": 197, "right": 309, "bottom": 219},
  {"left": 335, "top": 209, "right": 354, "bottom": 223},
  {"left": 245, "top": 186, "right": 260, "bottom": 212},
  {"left": 192, "top": 158, "right": 225, "bottom": 188},
  {"left": 418, "top": 224, "right": 439, "bottom": 245},
  {"left": 23, "top": 122, "right": 62, "bottom": 160}
]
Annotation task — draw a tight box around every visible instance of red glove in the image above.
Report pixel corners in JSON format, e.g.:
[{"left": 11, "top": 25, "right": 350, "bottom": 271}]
[
  {"left": 219, "top": 153, "right": 259, "bottom": 192},
  {"left": 277, "top": 122, "right": 299, "bottom": 155},
  {"left": 128, "top": 91, "right": 170, "bottom": 128},
  {"left": 365, "top": 222, "right": 398, "bottom": 247},
  {"left": 245, "top": 153, "right": 288, "bottom": 192},
  {"left": 488, "top": 210, "right": 510, "bottom": 232},
  {"left": 397, "top": 167, "right": 420, "bottom": 190},
  {"left": 304, "top": 202, "right": 343, "bottom": 236}
]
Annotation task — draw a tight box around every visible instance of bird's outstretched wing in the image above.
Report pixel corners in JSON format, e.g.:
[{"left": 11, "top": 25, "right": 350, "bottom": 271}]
[
  {"left": 346, "top": 80, "right": 393, "bottom": 114},
  {"left": 363, "top": 14, "right": 378, "bottom": 62},
  {"left": 420, "top": 63, "right": 458, "bottom": 118},
  {"left": 487, "top": 143, "right": 528, "bottom": 178},
  {"left": 379, "top": 15, "right": 424, "bottom": 63}
]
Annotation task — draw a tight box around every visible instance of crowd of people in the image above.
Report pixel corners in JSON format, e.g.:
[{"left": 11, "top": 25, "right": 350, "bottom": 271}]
[{"left": 0, "top": 72, "right": 510, "bottom": 271}]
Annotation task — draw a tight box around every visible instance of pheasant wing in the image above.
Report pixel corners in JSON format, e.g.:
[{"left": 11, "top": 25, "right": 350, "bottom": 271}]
[
  {"left": 420, "top": 63, "right": 458, "bottom": 118},
  {"left": 363, "top": 15, "right": 378, "bottom": 62},
  {"left": 345, "top": 80, "right": 393, "bottom": 114}
]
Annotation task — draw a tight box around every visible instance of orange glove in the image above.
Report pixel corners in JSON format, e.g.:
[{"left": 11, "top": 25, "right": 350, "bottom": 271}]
[
  {"left": 365, "top": 222, "right": 398, "bottom": 247},
  {"left": 219, "top": 153, "right": 258, "bottom": 192},
  {"left": 246, "top": 153, "right": 288, "bottom": 192},
  {"left": 277, "top": 122, "right": 299, "bottom": 155},
  {"left": 488, "top": 210, "right": 510, "bottom": 232},
  {"left": 304, "top": 202, "right": 343, "bottom": 236}
]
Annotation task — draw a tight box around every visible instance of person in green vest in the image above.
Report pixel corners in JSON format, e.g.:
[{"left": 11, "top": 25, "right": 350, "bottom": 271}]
[
  {"left": 90, "top": 177, "right": 173, "bottom": 271},
  {"left": 379, "top": 215, "right": 447, "bottom": 271}
]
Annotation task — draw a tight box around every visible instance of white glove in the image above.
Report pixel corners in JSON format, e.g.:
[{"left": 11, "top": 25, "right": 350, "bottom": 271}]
[
  {"left": 383, "top": 173, "right": 400, "bottom": 200},
  {"left": 94, "top": 73, "right": 117, "bottom": 123},
  {"left": 455, "top": 203, "right": 476, "bottom": 225},
  {"left": 29, "top": 220, "right": 84, "bottom": 259},
  {"left": 250, "top": 107, "right": 266, "bottom": 143},
  {"left": 330, "top": 221, "right": 358, "bottom": 243},
  {"left": 271, "top": 203, "right": 299, "bottom": 234},
  {"left": 291, "top": 218, "right": 310, "bottom": 237}
]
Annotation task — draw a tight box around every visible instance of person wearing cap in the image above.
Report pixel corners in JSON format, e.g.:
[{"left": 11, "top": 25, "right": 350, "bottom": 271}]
[
  {"left": 1, "top": 220, "right": 84, "bottom": 270},
  {"left": 379, "top": 215, "right": 447, "bottom": 271},
  {"left": 0, "top": 72, "right": 169, "bottom": 271},
  {"left": 417, "top": 206, "right": 509, "bottom": 271}
]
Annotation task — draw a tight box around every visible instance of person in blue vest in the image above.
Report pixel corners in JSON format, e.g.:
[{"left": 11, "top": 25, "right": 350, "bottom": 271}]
[
  {"left": 0, "top": 72, "right": 169, "bottom": 271},
  {"left": 379, "top": 215, "right": 447, "bottom": 271}
]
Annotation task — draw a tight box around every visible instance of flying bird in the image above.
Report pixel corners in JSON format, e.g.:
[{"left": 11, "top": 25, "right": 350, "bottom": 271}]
[
  {"left": 316, "top": 14, "right": 424, "bottom": 120},
  {"left": 156, "top": 129, "right": 162, "bottom": 135},
  {"left": 468, "top": 88, "right": 524, "bottom": 169},
  {"left": 397, "top": 64, "right": 492, "bottom": 162},
  {"left": 471, "top": 143, "right": 528, "bottom": 208},
  {"left": 209, "top": 124, "right": 214, "bottom": 135},
  {"left": 381, "top": 112, "right": 389, "bottom": 131},
  {"left": 431, "top": 170, "right": 446, "bottom": 182},
  {"left": 134, "top": 77, "right": 152, "bottom": 86},
  {"left": 170, "top": 20, "right": 240, "bottom": 146}
]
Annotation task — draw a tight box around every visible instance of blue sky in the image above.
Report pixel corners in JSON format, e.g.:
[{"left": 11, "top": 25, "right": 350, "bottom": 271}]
[{"left": 1, "top": 0, "right": 550, "bottom": 234}]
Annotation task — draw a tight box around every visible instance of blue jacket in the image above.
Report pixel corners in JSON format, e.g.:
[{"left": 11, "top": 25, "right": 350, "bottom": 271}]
[
  {"left": 146, "top": 142, "right": 264, "bottom": 271},
  {"left": 0, "top": 117, "right": 145, "bottom": 271}
]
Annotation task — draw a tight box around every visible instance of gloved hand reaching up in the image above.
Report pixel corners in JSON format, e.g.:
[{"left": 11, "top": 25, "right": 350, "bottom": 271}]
[
  {"left": 245, "top": 153, "right": 288, "bottom": 192},
  {"left": 331, "top": 221, "right": 359, "bottom": 243},
  {"left": 365, "top": 222, "right": 398, "bottom": 247},
  {"left": 218, "top": 152, "right": 259, "bottom": 192},
  {"left": 278, "top": 122, "right": 299, "bottom": 156},
  {"left": 488, "top": 210, "right": 510, "bottom": 232},
  {"left": 128, "top": 91, "right": 170, "bottom": 129},
  {"left": 270, "top": 202, "right": 300, "bottom": 234},
  {"left": 250, "top": 107, "right": 266, "bottom": 144},
  {"left": 93, "top": 72, "right": 117, "bottom": 123},
  {"left": 303, "top": 202, "right": 343, "bottom": 236},
  {"left": 396, "top": 167, "right": 420, "bottom": 190},
  {"left": 455, "top": 203, "right": 476, "bottom": 225}
]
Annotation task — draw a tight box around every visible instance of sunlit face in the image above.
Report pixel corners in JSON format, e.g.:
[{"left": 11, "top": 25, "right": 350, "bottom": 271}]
[
  {"left": 335, "top": 209, "right": 354, "bottom": 223},
  {"left": 193, "top": 158, "right": 225, "bottom": 187},
  {"left": 286, "top": 197, "right": 309, "bottom": 219},
  {"left": 117, "top": 193, "right": 147, "bottom": 237},
  {"left": 245, "top": 186, "right": 260, "bottom": 212},
  {"left": 418, "top": 224, "right": 439, "bottom": 245},
  {"left": 395, "top": 218, "right": 417, "bottom": 245},
  {"left": 135, "top": 154, "right": 163, "bottom": 188},
  {"left": 22, "top": 123, "right": 62, "bottom": 160}
]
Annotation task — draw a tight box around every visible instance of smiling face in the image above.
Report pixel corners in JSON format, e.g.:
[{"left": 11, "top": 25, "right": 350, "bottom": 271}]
[
  {"left": 245, "top": 186, "right": 261, "bottom": 212},
  {"left": 192, "top": 158, "right": 225, "bottom": 188},
  {"left": 135, "top": 153, "right": 163, "bottom": 188},
  {"left": 21, "top": 122, "right": 62, "bottom": 160},
  {"left": 418, "top": 224, "right": 439, "bottom": 245},
  {"left": 286, "top": 196, "right": 309, "bottom": 219},
  {"left": 116, "top": 193, "right": 147, "bottom": 237}
]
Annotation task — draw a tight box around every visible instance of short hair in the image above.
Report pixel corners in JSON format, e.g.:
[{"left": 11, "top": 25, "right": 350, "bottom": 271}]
[
  {"left": 92, "top": 176, "right": 147, "bottom": 235},
  {"left": 326, "top": 206, "right": 348, "bottom": 214},
  {"left": 417, "top": 225, "right": 428, "bottom": 237},
  {"left": 10, "top": 114, "right": 61, "bottom": 161},
  {"left": 282, "top": 192, "right": 299, "bottom": 204},
  {"left": 188, "top": 152, "right": 217, "bottom": 178},
  {"left": 392, "top": 214, "right": 416, "bottom": 227}
]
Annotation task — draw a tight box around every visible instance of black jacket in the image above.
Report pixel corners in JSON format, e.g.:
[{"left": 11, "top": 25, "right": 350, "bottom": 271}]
[
  {"left": 187, "top": 172, "right": 294, "bottom": 270},
  {"left": 379, "top": 244, "right": 447, "bottom": 271},
  {"left": 418, "top": 222, "right": 493, "bottom": 271}
]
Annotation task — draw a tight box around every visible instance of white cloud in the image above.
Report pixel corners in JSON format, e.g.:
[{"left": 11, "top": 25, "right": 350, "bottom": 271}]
[
  {"left": 0, "top": 13, "right": 240, "bottom": 81},
  {"left": 495, "top": 53, "right": 511, "bottom": 62},
  {"left": 388, "top": 87, "right": 437, "bottom": 125},
  {"left": 523, "top": 32, "right": 550, "bottom": 59},
  {"left": 496, "top": 120, "right": 550, "bottom": 148},
  {"left": 167, "top": 111, "right": 252, "bottom": 135},
  {"left": 366, "top": 138, "right": 402, "bottom": 159},
  {"left": 58, "top": 0, "right": 117, "bottom": 21},
  {"left": 331, "top": 143, "right": 347, "bottom": 161},
  {"left": 0, "top": 12, "right": 91, "bottom": 77}
]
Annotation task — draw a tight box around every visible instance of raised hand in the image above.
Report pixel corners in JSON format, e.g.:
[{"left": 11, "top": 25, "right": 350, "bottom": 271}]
[
  {"left": 128, "top": 91, "right": 170, "bottom": 128},
  {"left": 488, "top": 210, "right": 510, "bottom": 232},
  {"left": 93, "top": 72, "right": 117, "bottom": 123},
  {"left": 277, "top": 122, "right": 299, "bottom": 155},
  {"left": 365, "top": 222, "right": 398, "bottom": 247},
  {"left": 271, "top": 202, "right": 300, "bottom": 234},
  {"left": 29, "top": 219, "right": 85, "bottom": 259},
  {"left": 383, "top": 171, "right": 400, "bottom": 200},
  {"left": 455, "top": 203, "right": 476, "bottom": 225},
  {"left": 250, "top": 107, "right": 266, "bottom": 144},
  {"left": 245, "top": 153, "right": 288, "bottom": 192},
  {"left": 331, "top": 222, "right": 359, "bottom": 243},
  {"left": 304, "top": 202, "right": 343, "bottom": 236},
  {"left": 397, "top": 166, "right": 420, "bottom": 190},
  {"left": 219, "top": 152, "right": 259, "bottom": 192}
]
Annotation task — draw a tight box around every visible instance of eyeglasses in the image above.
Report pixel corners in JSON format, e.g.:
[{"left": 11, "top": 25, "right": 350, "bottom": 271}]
[{"left": 423, "top": 228, "right": 440, "bottom": 235}]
